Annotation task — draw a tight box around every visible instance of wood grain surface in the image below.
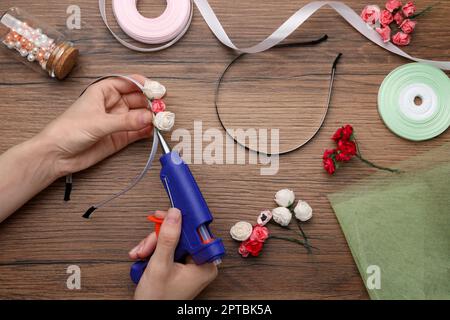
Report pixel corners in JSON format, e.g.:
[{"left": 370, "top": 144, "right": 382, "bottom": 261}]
[{"left": 0, "top": 0, "right": 449, "bottom": 300}]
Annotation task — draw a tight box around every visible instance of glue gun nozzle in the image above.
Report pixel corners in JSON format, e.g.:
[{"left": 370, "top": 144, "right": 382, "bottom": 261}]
[{"left": 157, "top": 130, "right": 171, "bottom": 154}]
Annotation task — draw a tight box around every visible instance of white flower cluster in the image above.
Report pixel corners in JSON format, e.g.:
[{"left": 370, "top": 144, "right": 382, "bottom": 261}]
[
  {"left": 271, "top": 189, "right": 313, "bottom": 227},
  {"left": 142, "top": 79, "right": 175, "bottom": 132}
]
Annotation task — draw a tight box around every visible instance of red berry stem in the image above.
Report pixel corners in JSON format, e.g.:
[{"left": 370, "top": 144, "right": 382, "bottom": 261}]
[
  {"left": 410, "top": 3, "right": 439, "bottom": 19},
  {"left": 355, "top": 154, "right": 401, "bottom": 173}
]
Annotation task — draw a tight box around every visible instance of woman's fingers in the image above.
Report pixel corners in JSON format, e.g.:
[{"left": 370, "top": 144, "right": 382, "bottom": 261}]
[
  {"left": 129, "top": 232, "right": 158, "bottom": 260},
  {"left": 121, "top": 92, "right": 150, "bottom": 110},
  {"left": 107, "top": 92, "right": 150, "bottom": 115},
  {"left": 85, "top": 74, "right": 148, "bottom": 110},
  {"left": 98, "top": 74, "right": 147, "bottom": 95},
  {"left": 128, "top": 210, "right": 168, "bottom": 260},
  {"left": 126, "top": 126, "right": 153, "bottom": 144},
  {"left": 100, "top": 109, "right": 153, "bottom": 135},
  {"left": 151, "top": 208, "right": 182, "bottom": 266},
  {"left": 66, "top": 126, "right": 153, "bottom": 173}
]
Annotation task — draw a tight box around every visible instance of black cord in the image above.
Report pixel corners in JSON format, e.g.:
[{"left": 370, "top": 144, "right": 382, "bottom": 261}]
[
  {"left": 64, "top": 175, "right": 72, "bottom": 202},
  {"left": 214, "top": 34, "right": 343, "bottom": 156},
  {"left": 82, "top": 206, "right": 97, "bottom": 219}
]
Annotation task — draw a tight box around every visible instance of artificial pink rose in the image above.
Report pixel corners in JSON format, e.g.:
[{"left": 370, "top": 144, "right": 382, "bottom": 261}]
[
  {"left": 238, "top": 242, "right": 249, "bottom": 257},
  {"left": 250, "top": 225, "right": 269, "bottom": 242},
  {"left": 393, "top": 11, "right": 405, "bottom": 25},
  {"left": 239, "top": 239, "right": 263, "bottom": 257},
  {"left": 402, "top": 1, "right": 416, "bottom": 17},
  {"left": 151, "top": 99, "right": 166, "bottom": 113},
  {"left": 392, "top": 32, "right": 411, "bottom": 46},
  {"left": 361, "top": 5, "right": 381, "bottom": 25},
  {"left": 385, "top": 0, "right": 402, "bottom": 12},
  {"left": 376, "top": 26, "right": 392, "bottom": 43},
  {"left": 380, "top": 10, "right": 394, "bottom": 26},
  {"left": 400, "top": 19, "right": 416, "bottom": 34}
]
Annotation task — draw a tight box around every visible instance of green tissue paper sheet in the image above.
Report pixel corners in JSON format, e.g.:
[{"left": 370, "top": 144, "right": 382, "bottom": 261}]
[{"left": 328, "top": 143, "right": 450, "bottom": 300}]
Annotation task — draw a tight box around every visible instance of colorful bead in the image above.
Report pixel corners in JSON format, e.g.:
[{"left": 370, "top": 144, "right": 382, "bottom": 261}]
[
  {"left": 5, "top": 32, "right": 13, "bottom": 42},
  {"left": 27, "top": 53, "right": 35, "bottom": 62},
  {"left": 25, "top": 41, "right": 34, "bottom": 51},
  {"left": 6, "top": 41, "right": 15, "bottom": 49},
  {"left": 39, "top": 34, "right": 48, "bottom": 44}
]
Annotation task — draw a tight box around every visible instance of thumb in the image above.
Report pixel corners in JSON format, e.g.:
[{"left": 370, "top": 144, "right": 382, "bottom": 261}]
[
  {"left": 101, "top": 109, "right": 153, "bottom": 134},
  {"left": 152, "top": 208, "right": 182, "bottom": 266}
]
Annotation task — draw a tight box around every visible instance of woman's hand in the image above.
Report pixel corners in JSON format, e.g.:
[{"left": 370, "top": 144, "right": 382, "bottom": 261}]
[
  {"left": 0, "top": 75, "right": 152, "bottom": 221},
  {"left": 37, "top": 74, "right": 153, "bottom": 178},
  {"left": 130, "top": 208, "right": 218, "bottom": 300}
]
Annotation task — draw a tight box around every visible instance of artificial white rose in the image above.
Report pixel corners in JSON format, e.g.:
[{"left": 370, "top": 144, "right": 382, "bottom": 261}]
[
  {"left": 230, "top": 221, "right": 253, "bottom": 241},
  {"left": 153, "top": 111, "right": 175, "bottom": 131},
  {"left": 271, "top": 207, "right": 292, "bottom": 226},
  {"left": 294, "top": 200, "right": 313, "bottom": 222},
  {"left": 143, "top": 79, "right": 166, "bottom": 100},
  {"left": 274, "top": 189, "right": 295, "bottom": 207}
]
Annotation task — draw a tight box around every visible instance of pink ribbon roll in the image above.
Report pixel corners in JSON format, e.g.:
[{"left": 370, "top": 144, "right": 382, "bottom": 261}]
[
  {"left": 99, "top": 0, "right": 450, "bottom": 70},
  {"left": 99, "top": 0, "right": 193, "bottom": 52},
  {"left": 112, "top": 0, "right": 191, "bottom": 44}
]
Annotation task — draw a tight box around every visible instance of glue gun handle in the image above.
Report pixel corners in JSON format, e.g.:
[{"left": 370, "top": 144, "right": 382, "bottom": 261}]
[{"left": 130, "top": 260, "right": 149, "bottom": 285}]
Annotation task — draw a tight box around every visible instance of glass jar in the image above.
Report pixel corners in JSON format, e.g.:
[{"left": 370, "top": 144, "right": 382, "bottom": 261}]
[{"left": 0, "top": 7, "right": 79, "bottom": 80}]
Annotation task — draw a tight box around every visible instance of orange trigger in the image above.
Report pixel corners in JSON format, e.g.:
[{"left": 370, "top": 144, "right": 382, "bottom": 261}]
[{"left": 147, "top": 215, "right": 164, "bottom": 237}]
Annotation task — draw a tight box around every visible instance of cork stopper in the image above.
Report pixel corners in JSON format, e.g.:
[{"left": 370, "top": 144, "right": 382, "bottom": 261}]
[{"left": 46, "top": 41, "right": 78, "bottom": 80}]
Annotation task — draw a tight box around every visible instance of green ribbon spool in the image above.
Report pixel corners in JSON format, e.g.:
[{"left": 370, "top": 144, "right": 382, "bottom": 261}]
[{"left": 378, "top": 63, "right": 450, "bottom": 141}]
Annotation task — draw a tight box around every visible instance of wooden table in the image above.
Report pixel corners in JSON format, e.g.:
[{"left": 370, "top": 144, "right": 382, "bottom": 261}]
[{"left": 0, "top": 0, "right": 448, "bottom": 299}]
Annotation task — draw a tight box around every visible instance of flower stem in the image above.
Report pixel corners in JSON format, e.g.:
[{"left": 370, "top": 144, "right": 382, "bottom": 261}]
[
  {"left": 269, "top": 235, "right": 306, "bottom": 246},
  {"left": 269, "top": 235, "right": 318, "bottom": 251},
  {"left": 411, "top": 3, "right": 439, "bottom": 19},
  {"left": 296, "top": 221, "right": 313, "bottom": 254},
  {"left": 356, "top": 154, "right": 401, "bottom": 173}
]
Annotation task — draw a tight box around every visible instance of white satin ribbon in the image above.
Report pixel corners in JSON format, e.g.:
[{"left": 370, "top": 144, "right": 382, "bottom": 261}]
[
  {"left": 99, "top": 0, "right": 450, "bottom": 70},
  {"left": 194, "top": 0, "right": 450, "bottom": 69}
]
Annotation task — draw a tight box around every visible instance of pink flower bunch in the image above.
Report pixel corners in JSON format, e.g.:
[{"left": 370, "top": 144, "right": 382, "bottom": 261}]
[
  {"left": 238, "top": 225, "right": 270, "bottom": 257},
  {"left": 361, "top": 1, "right": 418, "bottom": 46}
]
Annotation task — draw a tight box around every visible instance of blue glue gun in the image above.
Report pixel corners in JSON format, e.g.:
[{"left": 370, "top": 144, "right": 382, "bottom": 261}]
[{"left": 130, "top": 131, "right": 226, "bottom": 284}]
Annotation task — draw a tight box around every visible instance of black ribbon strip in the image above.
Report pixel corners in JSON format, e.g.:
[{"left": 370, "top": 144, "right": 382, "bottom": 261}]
[
  {"left": 82, "top": 206, "right": 96, "bottom": 219},
  {"left": 214, "top": 34, "right": 343, "bottom": 156}
]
